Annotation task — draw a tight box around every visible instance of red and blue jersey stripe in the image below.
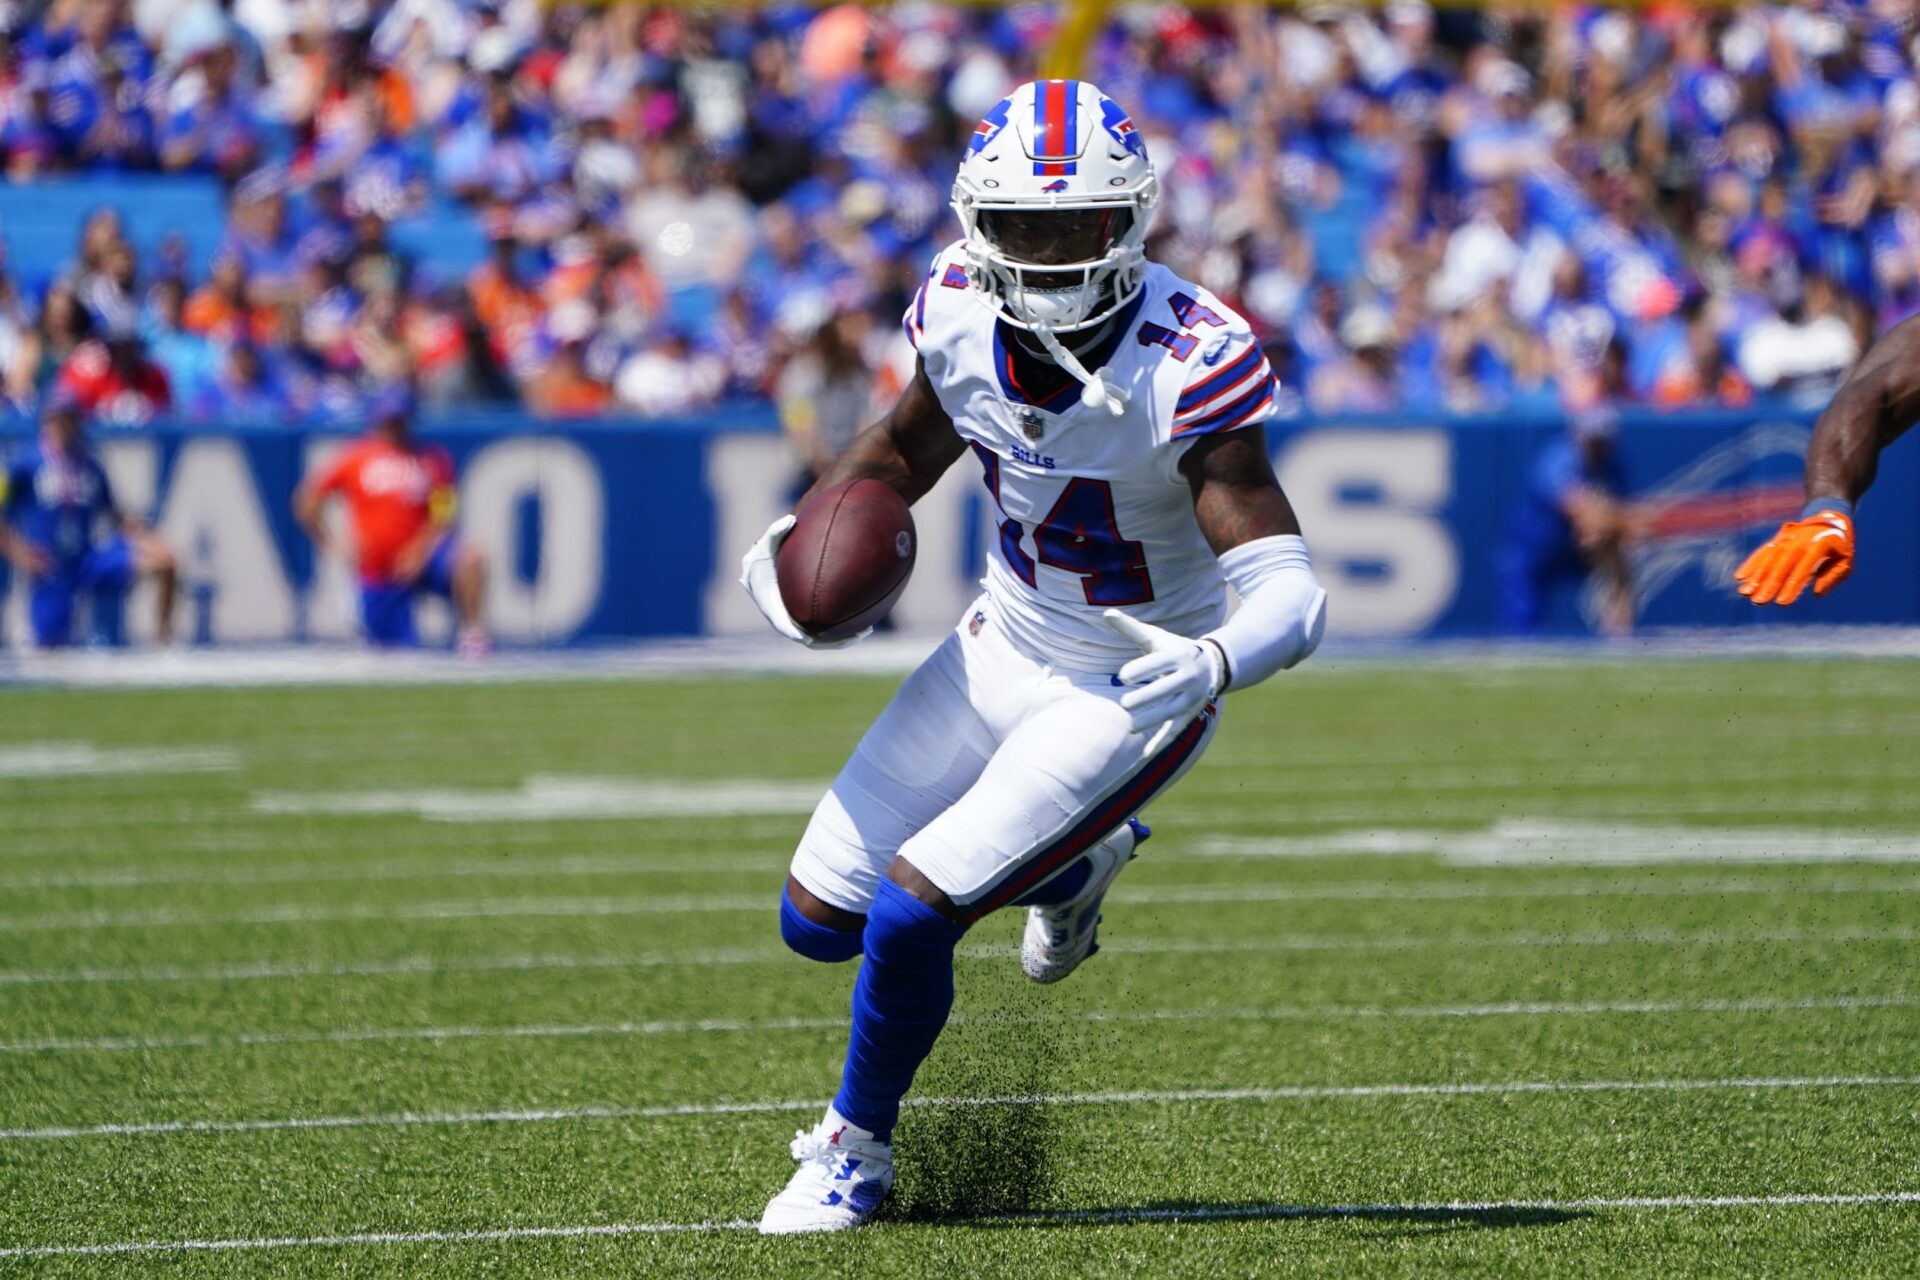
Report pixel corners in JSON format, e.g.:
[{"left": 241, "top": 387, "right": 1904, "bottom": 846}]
[
  {"left": 1173, "top": 341, "right": 1277, "bottom": 438},
  {"left": 1032, "top": 79, "right": 1080, "bottom": 177}
]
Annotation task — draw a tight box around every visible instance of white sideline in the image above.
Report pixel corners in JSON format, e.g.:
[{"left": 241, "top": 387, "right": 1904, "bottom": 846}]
[
  {"left": 10, "top": 874, "right": 1920, "bottom": 932},
  {"left": 4, "top": 993, "right": 1916, "bottom": 1056},
  {"left": 5, "top": 923, "right": 1918, "bottom": 987},
  {"left": 4, "top": 1075, "right": 1918, "bottom": 1143},
  {"left": 5, "top": 1192, "right": 1920, "bottom": 1259},
  {"left": 0, "top": 852, "right": 795, "bottom": 892}
]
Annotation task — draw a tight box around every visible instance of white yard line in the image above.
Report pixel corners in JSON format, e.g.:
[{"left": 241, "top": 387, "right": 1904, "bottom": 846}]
[
  {"left": 1201, "top": 795, "right": 1920, "bottom": 824},
  {"left": 4, "top": 993, "right": 1914, "bottom": 1056},
  {"left": 0, "top": 852, "right": 794, "bottom": 892},
  {"left": 4, "top": 1075, "right": 1917, "bottom": 1143},
  {"left": 0, "top": 817, "right": 807, "bottom": 862},
  {"left": 17, "top": 820, "right": 1920, "bottom": 890},
  {"left": 5, "top": 923, "right": 1916, "bottom": 988},
  {"left": 1194, "top": 821, "right": 1920, "bottom": 867},
  {"left": 0, "top": 1219, "right": 757, "bottom": 1260},
  {"left": 5, "top": 1191, "right": 1919, "bottom": 1259},
  {"left": 0, "top": 742, "right": 238, "bottom": 779},
  {"left": 248, "top": 777, "right": 831, "bottom": 823},
  {"left": 9, "top": 874, "right": 1920, "bottom": 933}
]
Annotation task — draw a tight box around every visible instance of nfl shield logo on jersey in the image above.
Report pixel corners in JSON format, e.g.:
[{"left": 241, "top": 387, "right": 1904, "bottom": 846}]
[{"left": 1013, "top": 406, "right": 1046, "bottom": 442}]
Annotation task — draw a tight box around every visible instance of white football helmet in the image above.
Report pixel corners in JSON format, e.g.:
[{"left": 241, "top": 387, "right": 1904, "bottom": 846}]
[{"left": 951, "top": 79, "right": 1157, "bottom": 341}]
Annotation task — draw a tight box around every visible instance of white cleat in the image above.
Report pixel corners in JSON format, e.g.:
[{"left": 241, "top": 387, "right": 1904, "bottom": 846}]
[
  {"left": 757, "top": 1108, "right": 895, "bottom": 1234},
  {"left": 1021, "top": 818, "right": 1149, "bottom": 984}
]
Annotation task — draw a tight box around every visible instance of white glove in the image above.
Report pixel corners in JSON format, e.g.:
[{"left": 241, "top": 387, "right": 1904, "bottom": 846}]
[
  {"left": 738, "top": 514, "right": 871, "bottom": 649},
  {"left": 1104, "top": 609, "right": 1225, "bottom": 735}
]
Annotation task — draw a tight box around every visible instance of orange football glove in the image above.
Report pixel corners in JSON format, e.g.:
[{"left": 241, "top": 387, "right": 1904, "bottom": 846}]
[{"left": 1735, "top": 510, "right": 1854, "bottom": 605}]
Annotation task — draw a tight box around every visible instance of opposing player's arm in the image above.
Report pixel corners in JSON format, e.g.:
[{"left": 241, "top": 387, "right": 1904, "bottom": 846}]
[
  {"left": 800, "top": 359, "right": 965, "bottom": 508},
  {"left": 1803, "top": 311, "right": 1920, "bottom": 505},
  {"left": 1106, "top": 424, "right": 1326, "bottom": 736},
  {"left": 1733, "top": 313, "right": 1920, "bottom": 604}
]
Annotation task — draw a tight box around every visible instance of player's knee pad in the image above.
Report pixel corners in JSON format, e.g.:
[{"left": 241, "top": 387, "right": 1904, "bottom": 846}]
[
  {"left": 863, "top": 878, "right": 966, "bottom": 969},
  {"left": 779, "top": 888, "right": 864, "bottom": 963}
]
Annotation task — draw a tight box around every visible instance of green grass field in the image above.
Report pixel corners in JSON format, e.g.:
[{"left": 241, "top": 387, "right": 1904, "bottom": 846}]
[{"left": 2, "top": 657, "right": 1919, "bottom": 1276}]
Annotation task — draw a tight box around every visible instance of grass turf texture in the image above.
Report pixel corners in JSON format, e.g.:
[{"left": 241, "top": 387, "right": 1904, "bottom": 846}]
[{"left": 1, "top": 659, "right": 1918, "bottom": 1277}]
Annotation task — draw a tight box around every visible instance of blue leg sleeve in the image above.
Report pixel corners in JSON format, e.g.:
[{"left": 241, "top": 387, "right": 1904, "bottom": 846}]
[
  {"left": 832, "top": 878, "right": 967, "bottom": 1141},
  {"left": 779, "top": 888, "right": 864, "bottom": 963}
]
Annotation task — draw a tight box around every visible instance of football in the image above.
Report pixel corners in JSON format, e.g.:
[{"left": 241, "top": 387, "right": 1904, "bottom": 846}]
[{"left": 777, "top": 478, "right": 916, "bottom": 642}]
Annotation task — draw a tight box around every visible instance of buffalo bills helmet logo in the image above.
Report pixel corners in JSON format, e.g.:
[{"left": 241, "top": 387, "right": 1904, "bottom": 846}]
[
  {"left": 1099, "top": 97, "right": 1143, "bottom": 156},
  {"left": 1042, "top": 178, "right": 1070, "bottom": 192},
  {"left": 969, "top": 97, "right": 1013, "bottom": 155}
]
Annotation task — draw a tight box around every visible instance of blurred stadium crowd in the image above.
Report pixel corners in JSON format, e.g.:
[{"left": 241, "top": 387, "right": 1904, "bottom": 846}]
[{"left": 0, "top": 0, "right": 1912, "bottom": 436}]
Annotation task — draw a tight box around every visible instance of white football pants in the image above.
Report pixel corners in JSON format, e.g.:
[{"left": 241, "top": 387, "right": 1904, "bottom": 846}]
[{"left": 790, "top": 594, "right": 1217, "bottom": 922}]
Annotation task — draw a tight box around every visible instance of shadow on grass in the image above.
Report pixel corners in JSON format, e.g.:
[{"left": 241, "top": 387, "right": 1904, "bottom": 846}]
[{"left": 956, "top": 1200, "right": 1586, "bottom": 1236}]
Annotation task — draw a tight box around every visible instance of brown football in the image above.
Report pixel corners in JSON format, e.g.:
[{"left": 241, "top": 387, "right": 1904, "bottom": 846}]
[{"left": 777, "top": 479, "right": 916, "bottom": 642}]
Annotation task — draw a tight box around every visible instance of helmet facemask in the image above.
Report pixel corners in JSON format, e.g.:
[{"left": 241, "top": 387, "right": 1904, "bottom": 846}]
[{"left": 959, "top": 198, "right": 1149, "bottom": 335}]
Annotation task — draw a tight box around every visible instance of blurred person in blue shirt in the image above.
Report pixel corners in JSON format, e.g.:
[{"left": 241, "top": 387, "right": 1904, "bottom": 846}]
[
  {"left": 0, "top": 393, "right": 177, "bottom": 646},
  {"left": 194, "top": 341, "right": 293, "bottom": 425},
  {"left": 1499, "top": 410, "right": 1632, "bottom": 635},
  {"left": 159, "top": 42, "right": 260, "bottom": 179},
  {"left": 142, "top": 278, "right": 219, "bottom": 411}
]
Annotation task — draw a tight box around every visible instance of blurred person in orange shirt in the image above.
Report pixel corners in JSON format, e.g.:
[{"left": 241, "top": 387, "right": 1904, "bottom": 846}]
[
  {"left": 466, "top": 220, "right": 542, "bottom": 376},
  {"left": 525, "top": 299, "right": 612, "bottom": 417},
  {"left": 294, "top": 385, "right": 489, "bottom": 655}
]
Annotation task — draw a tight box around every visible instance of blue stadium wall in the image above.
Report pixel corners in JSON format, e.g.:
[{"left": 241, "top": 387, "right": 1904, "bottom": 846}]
[{"left": 2, "top": 408, "right": 1915, "bottom": 646}]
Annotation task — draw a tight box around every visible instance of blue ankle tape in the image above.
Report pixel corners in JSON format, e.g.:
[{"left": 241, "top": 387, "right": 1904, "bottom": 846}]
[{"left": 779, "top": 890, "right": 864, "bottom": 963}]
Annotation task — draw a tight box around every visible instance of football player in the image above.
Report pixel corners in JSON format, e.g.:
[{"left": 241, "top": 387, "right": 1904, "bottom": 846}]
[
  {"left": 739, "top": 81, "right": 1328, "bottom": 1233},
  {"left": 1, "top": 392, "right": 177, "bottom": 647},
  {"left": 1735, "top": 312, "right": 1920, "bottom": 605},
  {"left": 294, "top": 385, "right": 490, "bottom": 655}
]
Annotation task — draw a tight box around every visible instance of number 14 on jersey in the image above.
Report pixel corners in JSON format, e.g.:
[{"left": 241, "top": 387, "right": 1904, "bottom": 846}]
[{"left": 971, "top": 441, "right": 1154, "bottom": 607}]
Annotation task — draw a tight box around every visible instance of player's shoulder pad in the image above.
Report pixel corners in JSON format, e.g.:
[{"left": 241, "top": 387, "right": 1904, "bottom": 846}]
[
  {"left": 1157, "top": 278, "right": 1278, "bottom": 446},
  {"left": 902, "top": 239, "right": 976, "bottom": 353}
]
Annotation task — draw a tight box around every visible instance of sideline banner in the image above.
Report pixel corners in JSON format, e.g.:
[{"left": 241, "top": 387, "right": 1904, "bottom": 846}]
[{"left": 2, "top": 408, "right": 1912, "bottom": 646}]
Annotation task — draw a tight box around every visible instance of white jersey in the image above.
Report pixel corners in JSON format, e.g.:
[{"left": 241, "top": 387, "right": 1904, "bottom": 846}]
[{"left": 906, "top": 241, "right": 1280, "bottom": 672}]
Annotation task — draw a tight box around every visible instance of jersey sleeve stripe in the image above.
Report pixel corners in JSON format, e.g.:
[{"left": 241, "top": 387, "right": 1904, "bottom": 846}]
[
  {"left": 902, "top": 281, "right": 928, "bottom": 348},
  {"left": 1176, "top": 353, "right": 1271, "bottom": 422},
  {"left": 1172, "top": 375, "right": 1276, "bottom": 438},
  {"left": 1175, "top": 344, "right": 1264, "bottom": 412}
]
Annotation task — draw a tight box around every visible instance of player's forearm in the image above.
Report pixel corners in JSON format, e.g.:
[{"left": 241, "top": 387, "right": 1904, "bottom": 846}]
[
  {"left": 293, "top": 491, "right": 330, "bottom": 552},
  {"left": 1183, "top": 426, "right": 1303, "bottom": 554},
  {"left": 801, "top": 364, "right": 962, "bottom": 509},
  {"left": 805, "top": 425, "right": 919, "bottom": 504},
  {"left": 1803, "top": 314, "right": 1920, "bottom": 508}
]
